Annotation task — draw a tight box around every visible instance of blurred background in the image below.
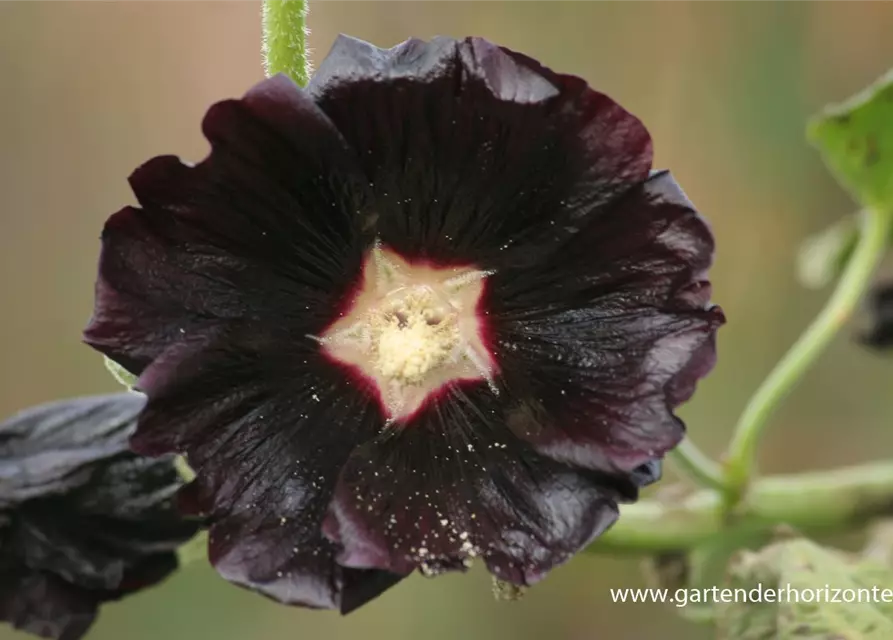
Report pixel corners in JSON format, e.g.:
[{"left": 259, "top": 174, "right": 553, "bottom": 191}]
[{"left": 1, "top": 2, "right": 892, "bottom": 639}]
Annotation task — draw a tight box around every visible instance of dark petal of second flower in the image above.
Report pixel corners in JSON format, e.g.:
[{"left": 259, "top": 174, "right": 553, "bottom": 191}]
[
  {"left": 488, "top": 171, "right": 724, "bottom": 473},
  {"left": 309, "top": 35, "right": 652, "bottom": 268},
  {"left": 14, "top": 453, "right": 198, "bottom": 591},
  {"left": 861, "top": 282, "right": 893, "bottom": 349},
  {"left": 0, "top": 555, "right": 179, "bottom": 640},
  {"left": 84, "top": 74, "right": 373, "bottom": 377},
  {"left": 323, "top": 383, "right": 636, "bottom": 585},
  {"left": 0, "top": 394, "right": 198, "bottom": 640},
  {"left": 628, "top": 459, "right": 663, "bottom": 488},
  {"left": 131, "top": 328, "right": 402, "bottom": 610},
  {"left": 0, "top": 571, "right": 96, "bottom": 640},
  {"left": 0, "top": 394, "right": 143, "bottom": 509}
]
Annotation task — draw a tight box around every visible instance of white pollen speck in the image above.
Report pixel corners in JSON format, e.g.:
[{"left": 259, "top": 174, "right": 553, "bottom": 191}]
[{"left": 439, "top": 519, "right": 448, "bottom": 527}]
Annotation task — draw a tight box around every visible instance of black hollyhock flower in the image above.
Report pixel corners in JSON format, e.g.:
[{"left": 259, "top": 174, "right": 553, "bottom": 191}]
[
  {"left": 84, "top": 35, "right": 724, "bottom": 609},
  {"left": 0, "top": 394, "right": 200, "bottom": 640},
  {"left": 862, "top": 282, "right": 893, "bottom": 349}
]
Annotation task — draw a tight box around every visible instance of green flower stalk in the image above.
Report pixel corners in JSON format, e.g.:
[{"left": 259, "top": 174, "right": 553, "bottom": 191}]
[{"left": 262, "top": 0, "right": 311, "bottom": 86}]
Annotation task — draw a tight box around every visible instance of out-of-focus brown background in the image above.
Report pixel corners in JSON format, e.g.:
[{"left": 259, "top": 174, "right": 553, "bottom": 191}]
[{"left": 1, "top": 2, "right": 891, "bottom": 639}]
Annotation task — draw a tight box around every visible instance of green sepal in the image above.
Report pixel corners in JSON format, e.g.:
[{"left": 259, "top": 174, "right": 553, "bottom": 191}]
[{"left": 103, "top": 356, "right": 138, "bottom": 391}]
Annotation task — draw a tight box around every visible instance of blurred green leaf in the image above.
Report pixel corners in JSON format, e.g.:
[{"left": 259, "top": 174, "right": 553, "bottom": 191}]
[
  {"left": 103, "top": 355, "right": 138, "bottom": 391},
  {"left": 797, "top": 215, "right": 860, "bottom": 289},
  {"left": 641, "top": 529, "right": 773, "bottom": 625},
  {"left": 176, "top": 531, "right": 209, "bottom": 567},
  {"left": 808, "top": 68, "right": 893, "bottom": 212},
  {"left": 863, "top": 520, "right": 893, "bottom": 568},
  {"left": 717, "top": 538, "right": 893, "bottom": 639},
  {"left": 641, "top": 550, "right": 715, "bottom": 623}
]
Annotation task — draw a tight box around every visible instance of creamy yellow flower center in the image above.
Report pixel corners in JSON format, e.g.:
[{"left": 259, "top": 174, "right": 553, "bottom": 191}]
[
  {"left": 313, "top": 243, "right": 496, "bottom": 422},
  {"left": 373, "top": 287, "right": 458, "bottom": 383}
]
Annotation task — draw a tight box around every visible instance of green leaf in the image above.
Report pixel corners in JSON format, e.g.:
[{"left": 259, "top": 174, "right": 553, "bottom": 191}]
[
  {"left": 103, "top": 355, "right": 138, "bottom": 391},
  {"left": 797, "top": 215, "right": 860, "bottom": 289},
  {"left": 808, "top": 68, "right": 893, "bottom": 212},
  {"left": 863, "top": 520, "right": 893, "bottom": 569},
  {"left": 717, "top": 538, "right": 893, "bottom": 639},
  {"left": 176, "top": 530, "right": 208, "bottom": 567}
]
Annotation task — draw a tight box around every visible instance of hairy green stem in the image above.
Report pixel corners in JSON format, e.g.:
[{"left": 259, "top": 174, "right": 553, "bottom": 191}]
[
  {"left": 723, "top": 209, "right": 892, "bottom": 507},
  {"left": 592, "top": 460, "right": 893, "bottom": 554},
  {"left": 670, "top": 437, "right": 727, "bottom": 491},
  {"left": 262, "top": 0, "right": 311, "bottom": 86}
]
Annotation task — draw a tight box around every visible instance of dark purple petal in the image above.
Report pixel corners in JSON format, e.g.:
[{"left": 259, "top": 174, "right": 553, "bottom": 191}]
[
  {"left": 82, "top": 74, "right": 415, "bottom": 609},
  {"left": 0, "top": 394, "right": 142, "bottom": 508},
  {"left": 323, "top": 383, "right": 635, "bottom": 585},
  {"left": 84, "top": 74, "right": 373, "bottom": 376},
  {"left": 0, "top": 571, "right": 96, "bottom": 640},
  {"left": 339, "top": 568, "right": 405, "bottom": 614},
  {"left": 199, "top": 508, "right": 404, "bottom": 613},
  {"left": 861, "top": 282, "right": 893, "bottom": 350},
  {"left": 0, "top": 395, "right": 199, "bottom": 639},
  {"left": 81, "top": 34, "right": 723, "bottom": 607},
  {"left": 628, "top": 459, "right": 663, "bottom": 488},
  {"left": 13, "top": 456, "right": 197, "bottom": 591},
  {"left": 309, "top": 35, "right": 652, "bottom": 268},
  {"left": 0, "top": 555, "right": 179, "bottom": 640},
  {"left": 130, "top": 329, "right": 400, "bottom": 609},
  {"left": 487, "top": 171, "right": 724, "bottom": 472}
]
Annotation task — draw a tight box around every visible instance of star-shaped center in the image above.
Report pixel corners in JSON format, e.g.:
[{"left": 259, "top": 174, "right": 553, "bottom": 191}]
[{"left": 314, "top": 242, "right": 497, "bottom": 422}]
